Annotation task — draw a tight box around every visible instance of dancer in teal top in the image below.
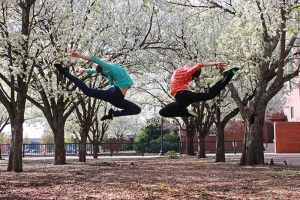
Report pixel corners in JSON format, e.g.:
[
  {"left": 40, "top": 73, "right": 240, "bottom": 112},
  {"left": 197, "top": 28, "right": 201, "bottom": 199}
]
[
  {"left": 54, "top": 52, "right": 141, "bottom": 120},
  {"left": 85, "top": 56, "right": 134, "bottom": 88}
]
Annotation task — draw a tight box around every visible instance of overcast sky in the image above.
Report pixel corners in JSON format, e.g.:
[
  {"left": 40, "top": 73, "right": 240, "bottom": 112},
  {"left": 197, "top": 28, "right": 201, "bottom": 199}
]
[{"left": 3, "top": 123, "right": 43, "bottom": 139}]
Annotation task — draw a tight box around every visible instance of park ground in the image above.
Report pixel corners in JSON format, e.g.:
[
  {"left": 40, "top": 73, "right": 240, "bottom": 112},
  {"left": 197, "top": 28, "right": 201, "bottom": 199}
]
[{"left": 0, "top": 154, "right": 300, "bottom": 200}]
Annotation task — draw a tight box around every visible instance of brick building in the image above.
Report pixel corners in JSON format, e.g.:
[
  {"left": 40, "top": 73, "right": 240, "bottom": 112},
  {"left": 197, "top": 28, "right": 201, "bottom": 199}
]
[{"left": 179, "top": 113, "right": 289, "bottom": 153}]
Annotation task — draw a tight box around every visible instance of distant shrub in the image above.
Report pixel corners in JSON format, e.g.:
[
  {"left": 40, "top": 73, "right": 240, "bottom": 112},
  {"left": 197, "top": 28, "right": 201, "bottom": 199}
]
[
  {"left": 133, "top": 117, "right": 180, "bottom": 153},
  {"left": 164, "top": 150, "right": 178, "bottom": 159}
]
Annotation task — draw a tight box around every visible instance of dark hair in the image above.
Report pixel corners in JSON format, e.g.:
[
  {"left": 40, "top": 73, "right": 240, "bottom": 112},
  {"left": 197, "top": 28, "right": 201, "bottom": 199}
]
[
  {"left": 192, "top": 69, "right": 201, "bottom": 78},
  {"left": 96, "top": 65, "right": 105, "bottom": 76},
  {"left": 96, "top": 65, "right": 103, "bottom": 73}
]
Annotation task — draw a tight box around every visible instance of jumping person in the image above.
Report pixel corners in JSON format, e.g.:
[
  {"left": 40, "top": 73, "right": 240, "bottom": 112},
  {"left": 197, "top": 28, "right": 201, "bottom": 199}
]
[
  {"left": 54, "top": 52, "right": 141, "bottom": 121},
  {"left": 159, "top": 59, "right": 238, "bottom": 118}
]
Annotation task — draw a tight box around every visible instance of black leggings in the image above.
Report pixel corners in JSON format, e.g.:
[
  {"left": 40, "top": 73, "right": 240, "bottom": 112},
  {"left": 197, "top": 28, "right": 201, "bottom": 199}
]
[
  {"left": 64, "top": 72, "right": 141, "bottom": 117},
  {"left": 159, "top": 72, "right": 234, "bottom": 117}
]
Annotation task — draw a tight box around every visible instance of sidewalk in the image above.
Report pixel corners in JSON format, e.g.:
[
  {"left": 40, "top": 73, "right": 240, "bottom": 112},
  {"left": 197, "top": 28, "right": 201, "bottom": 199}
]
[
  {"left": 224, "top": 153, "right": 300, "bottom": 165},
  {"left": 1, "top": 153, "right": 299, "bottom": 166}
]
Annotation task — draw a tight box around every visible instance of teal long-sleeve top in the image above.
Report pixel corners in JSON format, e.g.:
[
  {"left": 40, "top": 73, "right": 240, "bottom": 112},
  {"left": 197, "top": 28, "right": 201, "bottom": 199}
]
[{"left": 85, "top": 56, "right": 134, "bottom": 88}]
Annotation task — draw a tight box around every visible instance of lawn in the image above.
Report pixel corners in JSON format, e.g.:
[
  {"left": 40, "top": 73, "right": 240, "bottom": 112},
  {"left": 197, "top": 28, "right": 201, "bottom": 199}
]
[{"left": 0, "top": 156, "right": 299, "bottom": 199}]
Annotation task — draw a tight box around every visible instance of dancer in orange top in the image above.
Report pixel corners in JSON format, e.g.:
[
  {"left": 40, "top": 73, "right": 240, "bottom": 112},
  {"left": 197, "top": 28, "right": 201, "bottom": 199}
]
[{"left": 159, "top": 59, "right": 238, "bottom": 117}]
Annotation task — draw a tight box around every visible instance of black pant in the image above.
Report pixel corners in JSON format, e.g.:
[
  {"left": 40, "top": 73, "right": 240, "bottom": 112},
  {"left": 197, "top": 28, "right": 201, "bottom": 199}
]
[
  {"left": 64, "top": 72, "right": 141, "bottom": 117},
  {"left": 159, "top": 72, "right": 234, "bottom": 117}
]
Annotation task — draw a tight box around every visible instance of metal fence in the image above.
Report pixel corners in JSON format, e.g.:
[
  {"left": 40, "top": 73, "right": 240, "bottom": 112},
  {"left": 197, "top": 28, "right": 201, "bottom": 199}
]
[{"left": 0, "top": 140, "right": 243, "bottom": 157}]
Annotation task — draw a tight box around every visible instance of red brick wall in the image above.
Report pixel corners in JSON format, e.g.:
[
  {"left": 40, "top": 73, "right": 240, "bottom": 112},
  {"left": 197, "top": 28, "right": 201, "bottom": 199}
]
[
  {"left": 205, "top": 121, "right": 245, "bottom": 152},
  {"left": 180, "top": 120, "right": 273, "bottom": 153},
  {"left": 103, "top": 138, "right": 118, "bottom": 151},
  {"left": 274, "top": 122, "right": 300, "bottom": 153},
  {"left": 205, "top": 121, "right": 245, "bottom": 142}
]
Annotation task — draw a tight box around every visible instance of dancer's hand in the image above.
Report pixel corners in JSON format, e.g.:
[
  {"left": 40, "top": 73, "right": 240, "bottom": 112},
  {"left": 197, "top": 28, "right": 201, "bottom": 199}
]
[
  {"left": 67, "top": 52, "right": 80, "bottom": 58},
  {"left": 76, "top": 67, "right": 86, "bottom": 73},
  {"left": 67, "top": 52, "right": 91, "bottom": 61},
  {"left": 215, "top": 62, "right": 227, "bottom": 67}
]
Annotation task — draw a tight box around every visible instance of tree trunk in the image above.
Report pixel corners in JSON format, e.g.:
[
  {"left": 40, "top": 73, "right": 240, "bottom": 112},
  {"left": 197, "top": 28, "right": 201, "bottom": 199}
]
[
  {"left": 7, "top": 120, "right": 25, "bottom": 172},
  {"left": 183, "top": 119, "right": 196, "bottom": 156},
  {"left": 79, "top": 122, "right": 91, "bottom": 162},
  {"left": 79, "top": 137, "right": 87, "bottom": 162},
  {"left": 197, "top": 136, "right": 206, "bottom": 158},
  {"left": 7, "top": 95, "right": 26, "bottom": 172},
  {"left": 54, "top": 125, "right": 66, "bottom": 165},
  {"left": 12, "top": 124, "right": 24, "bottom": 172},
  {"left": 240, "top": 105, "right": 265, "bottom": 165},
  {"left": 93, "top": 142, "right": 99, "bottom": 158},
  {"left": 215, "top": 126, "right": 225, "bottom": 162},
  {"left": 240, "top": 121, "right": 248, "bottom": 165},
  {"left": 7, "top": 139, "right": 14, "bottom": 171},
  {"left": 186, "top": 131, "right": 195, "bottom": 155},
  {"left": 215, "top": 106, "right": 225, "bottom": 162}
]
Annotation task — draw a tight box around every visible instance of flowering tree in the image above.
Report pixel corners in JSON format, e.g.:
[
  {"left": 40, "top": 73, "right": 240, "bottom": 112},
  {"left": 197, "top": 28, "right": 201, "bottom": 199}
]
[
  {"left": 133, "top": 2, "right": 243, "bottom": 156},
  {"left": 211, "top": 0, "right": 300, "bottom": 165},
  {"left": 0, "top": 0, "right": 39, "bottom": 172},
  {"left": 137, "top": 1, "right": 300, "bottom": 166},
  {"left": 25, "top": 0, "right": 176, "bottom": 164}
]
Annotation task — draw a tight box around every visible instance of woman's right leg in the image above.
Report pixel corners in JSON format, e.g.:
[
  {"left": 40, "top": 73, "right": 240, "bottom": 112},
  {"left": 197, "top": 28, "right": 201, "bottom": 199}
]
[
  {"left": 63, "top": 72, "right": 113, "bottom": 102},
  {"left": 159, "top": 102, "right": 191, "bottom": 117},
  {"left": 176, "top": 69, "right": 237, "bottom": 104},
  {"left": 159, "top": 68, "right": 238, "bottom": 118}
]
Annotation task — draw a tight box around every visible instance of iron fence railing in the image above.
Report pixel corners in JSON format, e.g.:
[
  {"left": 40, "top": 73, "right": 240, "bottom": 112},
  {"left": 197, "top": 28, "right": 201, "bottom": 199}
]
[{"left": 0, "top": 140, "right": 244, "bottom": 157}]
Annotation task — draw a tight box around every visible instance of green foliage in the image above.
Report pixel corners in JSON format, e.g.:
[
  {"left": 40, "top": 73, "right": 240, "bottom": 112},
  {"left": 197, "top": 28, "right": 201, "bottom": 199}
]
[
  {"left": 0, "top": 132, "right": 11, "bottom": 144},
  {"left": 164, "top": 150, "right": 178, "bottom": 159},
  {"left": 40, "top": 131, "right": 54, "bottom": 144},
  {"left": 121, "top": 143, "right": 134, "bottom": 151},
  {"left": 133, "top": 117, "right": 179, "bottom": 153},
  {"left": 134, "top": 117, "right": 162, "bottom": 143},
  {"left": 141, "top": 3, "right": 150, "bottom": 10},
  {"left": 64, "top": 137, "right": 75, "bottom": 144}
]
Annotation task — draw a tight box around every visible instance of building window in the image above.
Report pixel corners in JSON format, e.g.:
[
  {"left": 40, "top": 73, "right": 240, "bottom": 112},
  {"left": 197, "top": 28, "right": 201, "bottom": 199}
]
[{"left": 291, "top": 107, "right": 294, "bottom": 120}]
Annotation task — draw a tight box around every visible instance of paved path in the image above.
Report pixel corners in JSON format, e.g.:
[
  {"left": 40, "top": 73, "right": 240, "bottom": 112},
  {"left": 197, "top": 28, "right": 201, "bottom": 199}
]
[
  {"left": 1, "top": 153, "right": 299, "bottom": 166},
  {"left": 224, "top": 153, "right": 300, "bottom": 166}
]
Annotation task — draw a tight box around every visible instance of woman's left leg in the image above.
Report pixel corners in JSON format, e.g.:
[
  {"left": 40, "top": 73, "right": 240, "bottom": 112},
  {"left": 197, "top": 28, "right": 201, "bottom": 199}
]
[
  {"left": 101, "top": 87, "right": 141, "bottom": 120},
  {"left": 159, "top": 102, "right": 191, "bottom": 117},
  {"left": 113, "top": 99, "right": 141, "bottom": 117}
]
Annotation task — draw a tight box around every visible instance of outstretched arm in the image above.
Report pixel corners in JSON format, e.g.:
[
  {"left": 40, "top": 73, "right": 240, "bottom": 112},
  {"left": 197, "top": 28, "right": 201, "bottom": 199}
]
[
  {"left": 67, "top": 52, "right": 91, "bottom": 61},
  {"left": 203, "top": 58, "right": 228, "bottom": 68},
  {"left": 68, "top": 52, "right": 98, "bottom": 74},
  {"left": 75, "top": 67, "right": 88, "bottom": 74},
  {"left": 202, "top": 61, "right": 227, "bottom": 67},
  {"left": 68, "top": 51, "right": 113, "bottom": 70},
  {"left": 75, "top": 67, "right": 98, "bottom": 75},
  {"left": 186, "top": 59, "right": 228, "bottom": 75}
]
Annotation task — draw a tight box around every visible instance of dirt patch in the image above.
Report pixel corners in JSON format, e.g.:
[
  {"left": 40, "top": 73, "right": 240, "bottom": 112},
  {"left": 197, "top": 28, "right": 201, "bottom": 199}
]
[{"left": 0, "top": 156, "right": 299, "bottom": 199}]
